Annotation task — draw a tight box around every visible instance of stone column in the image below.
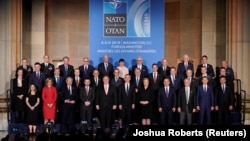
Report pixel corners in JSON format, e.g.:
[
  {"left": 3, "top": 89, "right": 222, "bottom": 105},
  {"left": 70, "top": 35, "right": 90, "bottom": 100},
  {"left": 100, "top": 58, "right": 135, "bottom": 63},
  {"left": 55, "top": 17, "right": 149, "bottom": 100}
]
[
  {"left": 227, "top": 0, "right": 250, "bottom": 99},
  {"left": 0, "top": 0, "right": 22, "bottom": 96},
  {"left": 30, "top": 0, "right": 45, "bottom": 64},
  {"left": 201, "top": 0, "right": 216, "bottom": 67}
]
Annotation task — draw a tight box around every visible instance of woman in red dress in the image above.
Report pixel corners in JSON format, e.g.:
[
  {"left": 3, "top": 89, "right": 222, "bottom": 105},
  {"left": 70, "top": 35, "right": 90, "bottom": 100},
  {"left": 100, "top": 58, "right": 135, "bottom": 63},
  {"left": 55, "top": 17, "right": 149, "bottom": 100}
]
[{"left": 42, "top": 78, "right": 58, "bottom": 125}]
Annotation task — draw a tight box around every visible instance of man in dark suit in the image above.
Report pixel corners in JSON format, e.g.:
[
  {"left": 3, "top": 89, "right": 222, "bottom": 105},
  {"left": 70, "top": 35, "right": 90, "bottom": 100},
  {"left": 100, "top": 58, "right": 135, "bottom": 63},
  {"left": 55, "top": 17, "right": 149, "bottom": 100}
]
[
  {"left": 221, "top": 60, "right": 235, "bottom": 82},
  {"left": 148, "top": 63, "right": 162, "bottom": 124},
  {"left": 148, "top": 63, "right": 163, "bottom": 91},
  {"left": 111, "top": 69, "right": 124, "bottom": 88},
  {"left": 29, "top": 62, "right": 45, "bottom": 93},
  {"left": 90, "top": 69, "right": 102, "bottom": 121},
  {"left": 72, "top": 68, "right": 83, "bottom": 90},
  {"left": 91, "top": 69, "right": 102, "bottom": 90},
  {"left": 118, "top": 74, "right": 135, "bottom": 129},
  {"left": 16, "top": 58, "right": 33, "bottom": 81},
  {"left": 61, "top": 77, "right": 78, "bottom": 135},
  {"left": 79, "top": 57, "right": 94, "bottom": 80},
  {"left": 197, "top": 66, "right": 214, "bottom": 87},
  {"left": 132, "top": 68, "right": 143, "bottom": 90},
  {"left": 158, "top": 59, "right": 171, "bottom": 78},
  {"left": 40, "top": 55, "right": 55, "bottom": 79},
  {"left": 59, "top": 56, "right": 74, "bottom": 79},
  {"left": 184, "top": 69, "right": 198, "bottom": 91},
  {"left": 72, "top": 68, "right": 83, "bottom": 123},
  {"left": 168, "top": 67, "right": 181, "bottom": 91},
  {"left": 95, "top": 76, "right": 117, "bottom": 130},
  {"left": 221, "top": 60, "right": 235, "bottom": 93},
  {"left": 215, "top": 76, "right": 234, "bottom": 125},
  {"left": 177, "top": 79, "right": 197, "bottom": 125},
  {"left": 168, "top": 68, "right": 182, "bottom": 124},
  {"left": 52, "top": 68, "right": 64, "bottom": 123},
  {"left": 158, "top": 77, "right": 176, "bottom": 125},
  {"left": 110, "top": 69, "right": 124, "bottom": 122},
  {"left": 131, "top": 56, "right": 148, "bottom": 78},
  {"left": 97, "top": 54, "right": 114, "bottom": 79},
  {"left": 52, "top": 68, "right": 64, "bottom": 92},
  {"left": 177, "top": 54, "right": 194, "bottom": 80},
  {"left": 215, "top": 67, "right": 234, "bottom": 93},
  {"left": 131, "top": 68, "right": 143, "bottom": 124},
  {"left": 185, "top": 69, "right": 199, "bottom": 124},
  {"left": 79, "top": 78, "right": 95, "bottom": 130},
  {"left": 197, "top": 76, "right": 214, "bottom": 125},
  {"left": 195, "top": 55, "right": 215, "bottom": 78}
]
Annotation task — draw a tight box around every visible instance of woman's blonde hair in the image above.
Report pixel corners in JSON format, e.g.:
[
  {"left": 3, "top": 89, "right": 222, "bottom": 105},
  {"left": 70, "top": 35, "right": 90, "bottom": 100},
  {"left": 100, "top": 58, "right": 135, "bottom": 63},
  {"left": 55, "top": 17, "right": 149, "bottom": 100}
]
[{"left": 45, "top": 78, "right": 53, "bottom": 87}]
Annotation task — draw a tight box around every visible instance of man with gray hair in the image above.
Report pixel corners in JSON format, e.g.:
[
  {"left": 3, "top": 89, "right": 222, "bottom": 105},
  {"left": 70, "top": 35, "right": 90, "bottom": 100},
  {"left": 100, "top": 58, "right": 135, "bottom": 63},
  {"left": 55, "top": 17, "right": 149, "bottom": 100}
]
[
  {"left": 177, "top": 54, "right": 194, "bottom": 80},
  {"left": 131, "top": 56, "right": 148, "bottom": 78}
]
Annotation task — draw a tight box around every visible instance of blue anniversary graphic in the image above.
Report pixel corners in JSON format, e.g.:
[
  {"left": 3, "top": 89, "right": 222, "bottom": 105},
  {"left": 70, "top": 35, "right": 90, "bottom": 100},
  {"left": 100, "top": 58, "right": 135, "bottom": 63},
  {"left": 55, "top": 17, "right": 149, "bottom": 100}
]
[
  {"left": 103, "top": 0, "right": 150, "bottom": 37},
  {"left": 90, "top": 0, "right": 164, "bottom": 71}
]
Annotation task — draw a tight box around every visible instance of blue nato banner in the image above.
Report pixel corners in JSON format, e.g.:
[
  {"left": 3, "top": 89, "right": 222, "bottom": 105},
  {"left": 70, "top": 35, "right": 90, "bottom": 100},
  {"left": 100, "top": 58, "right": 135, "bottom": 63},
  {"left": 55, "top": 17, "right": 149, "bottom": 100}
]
[{"left": 89, "top": 0, "right": 165, "bottom": 72}]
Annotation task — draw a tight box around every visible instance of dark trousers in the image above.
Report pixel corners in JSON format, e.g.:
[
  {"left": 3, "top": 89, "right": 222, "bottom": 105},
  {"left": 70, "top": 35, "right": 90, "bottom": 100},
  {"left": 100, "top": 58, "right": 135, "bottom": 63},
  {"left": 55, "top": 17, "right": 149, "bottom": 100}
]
[
  {"left": 199, "top": 106, "right": 211, "bottom": 125},
  {"left": 120, "top": 107, "right": 132, "bottom": 127},
  {"left": 62, "top": 104, "right": 75, "bottom": 134},
  {"left": 159, "top": 108, "right": 174, "bottom": 125},
  {"left": 99, "top": 107, "right": 113, "bottom": 129},
  {"left": 218, "top": 106, "right": 230, "bottom": 125},
  {"left": 80, "top": 106, "right": 93, "bottom": 127}
]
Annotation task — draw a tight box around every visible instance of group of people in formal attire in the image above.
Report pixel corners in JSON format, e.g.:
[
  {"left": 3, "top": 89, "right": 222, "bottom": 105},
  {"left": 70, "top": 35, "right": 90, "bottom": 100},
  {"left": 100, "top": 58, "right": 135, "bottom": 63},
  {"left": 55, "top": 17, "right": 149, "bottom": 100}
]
[{"left": 11, "top": 54, "right": 236, "bottom": 135}]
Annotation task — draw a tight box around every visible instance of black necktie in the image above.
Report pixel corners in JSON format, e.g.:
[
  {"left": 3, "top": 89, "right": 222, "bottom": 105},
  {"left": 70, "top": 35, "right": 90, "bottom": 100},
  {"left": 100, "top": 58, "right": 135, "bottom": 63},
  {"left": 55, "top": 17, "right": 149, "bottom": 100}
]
[{"left": 126, "top": 84, "right": 129, "bottom": 95}]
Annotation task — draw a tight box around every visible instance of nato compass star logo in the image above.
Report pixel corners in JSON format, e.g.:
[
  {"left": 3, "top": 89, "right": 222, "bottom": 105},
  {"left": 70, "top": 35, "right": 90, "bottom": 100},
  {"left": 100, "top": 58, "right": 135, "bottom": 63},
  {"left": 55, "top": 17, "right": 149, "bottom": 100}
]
[{"left": 109, "top": 0, "right": 122, "bottom": 10}]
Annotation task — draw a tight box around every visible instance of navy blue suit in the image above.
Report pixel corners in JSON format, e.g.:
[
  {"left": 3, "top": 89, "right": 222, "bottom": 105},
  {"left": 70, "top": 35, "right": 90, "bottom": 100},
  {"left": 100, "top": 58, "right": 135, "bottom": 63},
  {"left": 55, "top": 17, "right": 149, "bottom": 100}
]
[
  {"left": 29, "top": 72, "right": 45, "bottom": 93},
  {"left": 158, "top": 86, "right": 176, "bottom": 125},
  {"left": 197, "top": 85, "right": 214, "bottom": 125},
  {"left": 52, "top": 76, "right": 65, "bottom": 92},
  {"left": 168, "top": 75, "right": 181, "bottom": 90},
  {"left": 79, "top": 65, "right": 94, "bottom": 80},
  {"left": 177, "top": 62, "right": 194, "bottom": 80},
  {"left": 131, "top": 65, "right": 148, "bottom": 78}
]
